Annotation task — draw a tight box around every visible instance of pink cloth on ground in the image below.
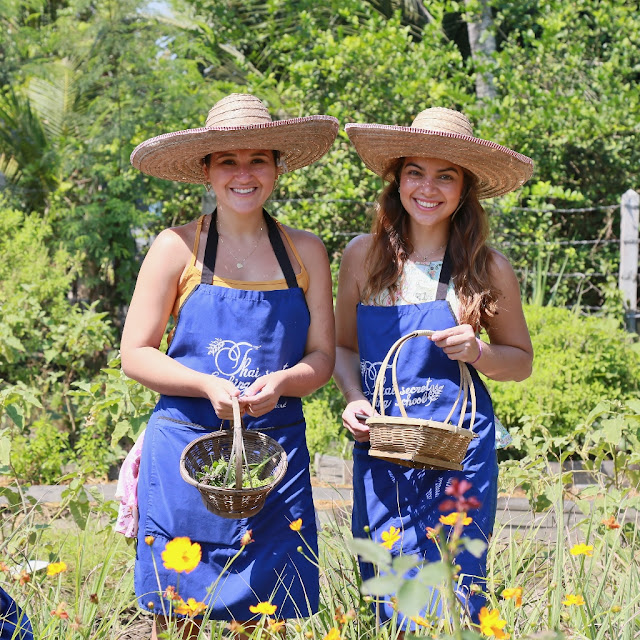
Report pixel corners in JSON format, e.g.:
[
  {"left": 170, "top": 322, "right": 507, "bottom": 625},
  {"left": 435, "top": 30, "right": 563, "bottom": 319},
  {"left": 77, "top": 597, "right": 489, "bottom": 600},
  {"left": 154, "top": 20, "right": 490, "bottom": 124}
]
[{"left": 114, "top": 431, "right": 145, "bottom": 538}]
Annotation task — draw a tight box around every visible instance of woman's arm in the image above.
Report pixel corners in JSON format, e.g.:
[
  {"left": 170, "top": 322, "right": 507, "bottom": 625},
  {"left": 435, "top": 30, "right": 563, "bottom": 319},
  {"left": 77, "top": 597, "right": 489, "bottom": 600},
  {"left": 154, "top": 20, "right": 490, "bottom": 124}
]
[
  {"left": 333, "top": 235, "right": 374, "bottom": 442},
  {"left": 240, "top": 229, "right": 335, "bottom": 417},
  {"left": 430, "top": 250, "right": 533, "bottom": 382},
  {"left": 120, "top": 223, "right": 241, "bottom": 419}
]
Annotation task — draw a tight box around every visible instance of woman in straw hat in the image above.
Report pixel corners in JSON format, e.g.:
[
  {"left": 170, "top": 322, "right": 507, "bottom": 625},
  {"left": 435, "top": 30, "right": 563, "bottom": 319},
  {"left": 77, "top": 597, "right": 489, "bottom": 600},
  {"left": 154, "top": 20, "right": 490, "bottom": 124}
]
[
  {"left": 122, "top": 93, "right": 338, "bottom": 639},
  {"left": 334, "top": 107, "right": 534, "bottom": 632}
]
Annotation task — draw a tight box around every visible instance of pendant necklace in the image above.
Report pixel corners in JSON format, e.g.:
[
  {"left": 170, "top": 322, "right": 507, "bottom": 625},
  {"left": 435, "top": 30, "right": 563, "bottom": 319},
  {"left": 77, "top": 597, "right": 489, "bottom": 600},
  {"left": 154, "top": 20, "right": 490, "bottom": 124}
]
[
  {"left": 411, "top": 241, "right": 447, "bottom": 264},
  {"left": 219, "top": 225, "right": 264, "bottom": 269}
]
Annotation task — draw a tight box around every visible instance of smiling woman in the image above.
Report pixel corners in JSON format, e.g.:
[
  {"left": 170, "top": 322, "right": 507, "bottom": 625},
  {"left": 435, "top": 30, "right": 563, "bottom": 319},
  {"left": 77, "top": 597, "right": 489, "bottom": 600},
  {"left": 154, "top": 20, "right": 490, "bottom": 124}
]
[
  {"left": 333, "top": 106, "right": 534, "bottom": 636},
  {"left": 123, "top": 93, "right": 339, "bottom": 639}
]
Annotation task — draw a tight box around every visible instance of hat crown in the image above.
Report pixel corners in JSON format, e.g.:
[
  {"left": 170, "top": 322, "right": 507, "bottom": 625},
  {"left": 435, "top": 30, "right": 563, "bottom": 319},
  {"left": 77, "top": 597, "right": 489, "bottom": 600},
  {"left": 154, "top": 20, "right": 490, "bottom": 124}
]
[
  {"left": 410, "top": 107, "right": 473, "bottom": 137},
  {"left": 205, "top": 93, "right": 273, "bottom": 128}
]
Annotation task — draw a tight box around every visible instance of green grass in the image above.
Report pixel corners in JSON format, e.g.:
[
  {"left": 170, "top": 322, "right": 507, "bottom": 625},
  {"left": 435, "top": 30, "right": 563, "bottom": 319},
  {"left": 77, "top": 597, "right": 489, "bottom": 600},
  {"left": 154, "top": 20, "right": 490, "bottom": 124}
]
[{"left": 1, "top": 468, "right": 639, "bottom": 639}]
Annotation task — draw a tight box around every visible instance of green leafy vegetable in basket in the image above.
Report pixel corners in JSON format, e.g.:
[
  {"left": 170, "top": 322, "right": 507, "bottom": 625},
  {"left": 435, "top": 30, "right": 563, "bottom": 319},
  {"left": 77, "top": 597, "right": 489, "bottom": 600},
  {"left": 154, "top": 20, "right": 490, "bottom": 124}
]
[{"left": 196, "top": 455, "right": 275, "bottom": 489}]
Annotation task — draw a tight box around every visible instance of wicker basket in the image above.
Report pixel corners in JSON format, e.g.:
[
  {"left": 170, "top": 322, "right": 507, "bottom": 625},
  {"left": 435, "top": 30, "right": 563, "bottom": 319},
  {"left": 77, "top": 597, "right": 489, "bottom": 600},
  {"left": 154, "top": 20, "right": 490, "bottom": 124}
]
[
  {"left": 367, "top": 329, "right": 478, "bottom": 471},
  {"left": 179, "top": 397, "right": 287, "bottom": 519}
]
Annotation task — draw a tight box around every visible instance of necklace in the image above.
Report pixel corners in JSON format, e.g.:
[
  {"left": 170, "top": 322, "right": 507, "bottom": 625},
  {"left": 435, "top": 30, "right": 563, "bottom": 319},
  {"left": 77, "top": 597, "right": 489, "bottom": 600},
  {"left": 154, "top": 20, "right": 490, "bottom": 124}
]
[
  {"left": 411, "top": 242, "right": 447, "bottom": 264},
  {"left": 219, "top": 225, "right": 264, "bottom": 269}
]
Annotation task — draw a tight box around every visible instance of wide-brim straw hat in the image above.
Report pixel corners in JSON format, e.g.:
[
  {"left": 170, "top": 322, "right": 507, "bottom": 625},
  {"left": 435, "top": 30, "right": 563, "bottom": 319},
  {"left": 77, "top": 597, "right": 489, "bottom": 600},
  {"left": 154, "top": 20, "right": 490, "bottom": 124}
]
[
  {"left": 345, "top": 107, "right": 534, "bottom": 199},
  {"left": 130, "top": 93, "right": 339, "bottom": 183}
]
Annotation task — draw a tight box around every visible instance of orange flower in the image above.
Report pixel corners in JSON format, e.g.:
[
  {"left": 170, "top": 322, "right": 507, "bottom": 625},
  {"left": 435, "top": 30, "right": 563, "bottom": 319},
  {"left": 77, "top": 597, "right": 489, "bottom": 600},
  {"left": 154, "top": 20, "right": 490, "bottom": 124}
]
[
  {"left": 145, "top": 535, "right": 155, "bottom": 546},
  {"left": 323, "top": 628, "right": 341, "bottom": 640},
  {"left": 380, "top": 525, "right": 401, "bottom": 550},
  {"left": 426, "top": 526, "right": 439, "bottom": 540},
  {"left": 164, "top": 585, "right": 181, "bottom": 601},
  {"left": 439, "top": 512, "right": 473, "bottom": 526},
  {"left": 289, "top": 518, "right": 303, "bottom": 532},
  {"left": 501, "top": 587, "right": 523, "bottom": 608},
  {"left": 0, "top": 561, "right": 9, "bottom": 572},
  {"left": 570, "top": 543, "right": 593, "bottom": 557},
  {"left": 47, "top": 561, "right": 68, "bottom": 576},
  {"left": 51, "top": 602, "right": 70, "bottom": 619},
  {"left": 174, "top": 598, "right": 207, "bottom": 617},
  {"left": 240, "top": 529, "right": 254, "bottom": 546},
  {"left": 601, "top": 516, "right": 621, "bottom": 530},
  {"left": 249, "top": 601, "right": 277, "bottom": 616},
  {"left": 478, "top": 607, "right": 509, "bottom": 639},
  {"left": 162, "top": 537, "right": 202, "bottom": 574},
  {"left": 16, "top": 571, "right": 30, "bottom": 585},
  {"left": 563, "top": 594, "right": 585, "bottom": 606}
]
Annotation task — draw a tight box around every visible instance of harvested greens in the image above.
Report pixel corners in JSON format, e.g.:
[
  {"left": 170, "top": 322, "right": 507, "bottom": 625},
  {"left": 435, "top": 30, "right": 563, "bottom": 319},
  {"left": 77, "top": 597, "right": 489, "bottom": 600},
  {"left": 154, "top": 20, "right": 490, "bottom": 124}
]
[{"left": 196, "top": 456, "right": 275, "bottom": 489}]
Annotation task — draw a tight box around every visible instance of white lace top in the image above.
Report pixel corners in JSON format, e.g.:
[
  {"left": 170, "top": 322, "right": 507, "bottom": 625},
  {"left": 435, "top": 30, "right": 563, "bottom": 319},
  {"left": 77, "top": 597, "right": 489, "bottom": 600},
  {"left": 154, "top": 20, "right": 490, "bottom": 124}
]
[{"left": 368, "top": 259, "right": 461, "bottom": 321}]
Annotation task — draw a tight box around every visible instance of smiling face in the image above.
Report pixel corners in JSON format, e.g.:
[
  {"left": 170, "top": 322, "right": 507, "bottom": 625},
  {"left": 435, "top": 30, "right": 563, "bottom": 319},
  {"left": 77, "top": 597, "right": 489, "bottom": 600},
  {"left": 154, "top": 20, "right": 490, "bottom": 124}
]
[
  {"left": 203, "top": 149, "right": 277, "bottom": 216},
  {"left": 398, "top": 156, "right": 465, "bottom": 231}
]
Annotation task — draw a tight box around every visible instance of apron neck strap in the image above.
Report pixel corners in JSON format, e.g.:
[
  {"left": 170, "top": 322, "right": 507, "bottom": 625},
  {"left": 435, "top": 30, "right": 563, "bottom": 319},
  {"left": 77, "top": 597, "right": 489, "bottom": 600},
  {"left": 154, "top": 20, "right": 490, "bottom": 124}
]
[
  {"left": 201, "top": 209, "right": 299, "bottom": 288},
  {"left": 435, "top": 245, "right": 453, "bottom": 301}
]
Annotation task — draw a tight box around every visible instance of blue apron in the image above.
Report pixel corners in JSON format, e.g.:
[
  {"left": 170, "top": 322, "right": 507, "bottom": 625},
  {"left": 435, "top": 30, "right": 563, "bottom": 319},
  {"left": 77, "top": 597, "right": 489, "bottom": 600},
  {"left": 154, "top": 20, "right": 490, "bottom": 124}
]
[
  {"left": 353, "top": 249, "right": 498, "bottom": 627},
  {"left": 135, "top": 210, "right": 319, "bottom": 620},
  {"left": 0, "top": 586, "right": 33, "bottom": 640}
]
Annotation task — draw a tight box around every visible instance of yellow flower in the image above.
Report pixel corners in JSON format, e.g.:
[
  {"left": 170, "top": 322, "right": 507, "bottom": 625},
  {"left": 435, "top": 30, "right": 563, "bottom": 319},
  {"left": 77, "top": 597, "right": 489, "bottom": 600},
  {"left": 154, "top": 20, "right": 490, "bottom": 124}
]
[
  {"left": 162, "top": 537, "right": 202, "bottom": 574},
  {"left": 249, "top": 601, "right": 278, "bottom": 616},
  {"left": 410, "top": 615, "right": 431, "bottom": 627},
  {"left": 240, "top": 529, "right": 254, "bottom": 546},
  {"left": 478, "top": 607, "right": 510, "bottom": 639},
  {"left": 268, "top": 619, "right": 286, "bottom": 632},
  {"left": 323, "top": 628, "right": 341, "bottom": 640},
  {"left": 145, "top": 535, "right": 155, "bottom": 546},
  {"left": 46, "top": 561, "right": 68, "bottom": 576},
  {"left": 570, "top": 543, "right": 593, "bottom": 557},
  {"left": 380, "top": 525, "right": 401, "bottom": 550},
  {"left": 439, "top": 512, "right": 473, "bottom": 526},
  {"left": 501, "top": 587, "right": 523, "bottom": 608},
  {"left": 174, "top": 598, "right": 207, "bottom": 617},
  {"left": 563, "top": 594, "right": 585, "bottom": 607},
  {"left": 289, "top": 518, "right": 303, "bottom": 532}
]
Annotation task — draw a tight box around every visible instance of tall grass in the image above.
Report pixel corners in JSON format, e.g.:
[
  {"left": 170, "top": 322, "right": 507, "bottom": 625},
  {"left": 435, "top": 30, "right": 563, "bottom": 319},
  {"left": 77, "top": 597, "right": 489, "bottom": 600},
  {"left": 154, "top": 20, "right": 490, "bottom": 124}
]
[{"left": 1, "top": 468, "right": 639, "bottom": 639}]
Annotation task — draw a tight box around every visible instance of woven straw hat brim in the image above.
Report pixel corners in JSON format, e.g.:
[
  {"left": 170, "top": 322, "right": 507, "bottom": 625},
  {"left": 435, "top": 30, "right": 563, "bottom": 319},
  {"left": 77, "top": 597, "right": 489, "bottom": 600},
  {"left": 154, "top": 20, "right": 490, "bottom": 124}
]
[
  {"left": 345, "top": 123, "right": 534, "bottom": 199},
  {"left": 131, "top": 116, "right": 339, "bottom": 184}
]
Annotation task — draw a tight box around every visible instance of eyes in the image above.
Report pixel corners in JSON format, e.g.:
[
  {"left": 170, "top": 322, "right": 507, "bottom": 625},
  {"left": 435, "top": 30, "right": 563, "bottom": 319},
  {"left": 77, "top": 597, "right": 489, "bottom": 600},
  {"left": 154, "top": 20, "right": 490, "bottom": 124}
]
[
  {"left": 217, "top": 156, "right": 270, "bottom": 166},
  {"left": 404, "top": 168, "right": 457, "bottom": 181}
]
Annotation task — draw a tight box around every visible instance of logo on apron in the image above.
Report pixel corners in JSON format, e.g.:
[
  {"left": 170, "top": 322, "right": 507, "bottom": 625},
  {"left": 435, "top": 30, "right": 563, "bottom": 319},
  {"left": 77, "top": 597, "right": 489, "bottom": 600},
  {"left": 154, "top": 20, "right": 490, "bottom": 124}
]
[{"left": 360, "top": 359, "right": 444, "bottom": 411}]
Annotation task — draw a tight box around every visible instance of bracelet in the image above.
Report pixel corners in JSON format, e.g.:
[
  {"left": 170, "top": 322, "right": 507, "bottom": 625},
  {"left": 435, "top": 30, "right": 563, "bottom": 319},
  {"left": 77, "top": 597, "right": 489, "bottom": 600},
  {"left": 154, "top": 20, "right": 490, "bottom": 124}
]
[
  {"left": 469, "top": 338, "right": 483, "bottom": 365},
  {"left": 342, "top": 386, "right": 362, "bottom": 398}
]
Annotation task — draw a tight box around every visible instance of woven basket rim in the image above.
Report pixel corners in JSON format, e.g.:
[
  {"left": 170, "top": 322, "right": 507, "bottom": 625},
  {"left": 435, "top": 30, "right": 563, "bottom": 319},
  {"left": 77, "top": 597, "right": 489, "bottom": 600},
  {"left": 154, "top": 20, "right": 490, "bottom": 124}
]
[{"left": 366, "top": 415, "right": 478, "bottom": 439}]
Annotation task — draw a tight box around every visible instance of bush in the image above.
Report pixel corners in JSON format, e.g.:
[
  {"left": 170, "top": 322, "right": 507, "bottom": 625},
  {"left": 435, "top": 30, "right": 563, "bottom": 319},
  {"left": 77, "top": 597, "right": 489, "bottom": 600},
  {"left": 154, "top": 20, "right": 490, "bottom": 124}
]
[
  {"left": 304, "top": 380, "right": 350, "bottom": 460},
  {"left": 488, "top": 304, "right": 640, "bottom": 447}
]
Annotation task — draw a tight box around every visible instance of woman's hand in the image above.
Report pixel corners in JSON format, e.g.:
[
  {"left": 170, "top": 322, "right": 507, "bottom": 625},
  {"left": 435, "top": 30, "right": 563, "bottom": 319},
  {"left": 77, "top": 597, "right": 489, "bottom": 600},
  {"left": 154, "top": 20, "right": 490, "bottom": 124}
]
[
  {"left": 430, "top": 324, "right": 480, "bottom": 363},
  {"left": 342, "top": 394, "right": 374, "bottom": 443},
  {"left": 202, "top": 376, "right": 242, "bottom": 420},
  {"left": 240, "top": 372, "right": 284, "bottom": 418}
]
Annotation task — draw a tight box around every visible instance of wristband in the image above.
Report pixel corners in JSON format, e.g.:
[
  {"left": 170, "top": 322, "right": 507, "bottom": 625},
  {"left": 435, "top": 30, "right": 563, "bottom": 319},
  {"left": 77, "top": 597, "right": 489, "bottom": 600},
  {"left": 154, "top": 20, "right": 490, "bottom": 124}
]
[{"left": 469, "top": 338, "right": 483, "bottom": 365}]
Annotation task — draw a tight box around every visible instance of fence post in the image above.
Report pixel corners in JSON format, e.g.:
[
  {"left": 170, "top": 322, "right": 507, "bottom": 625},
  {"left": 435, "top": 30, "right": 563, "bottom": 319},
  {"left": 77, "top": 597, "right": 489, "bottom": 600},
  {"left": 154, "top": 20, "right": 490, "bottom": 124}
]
[{"left": 619, "top": 189, "right": 640, "bottom": 332}]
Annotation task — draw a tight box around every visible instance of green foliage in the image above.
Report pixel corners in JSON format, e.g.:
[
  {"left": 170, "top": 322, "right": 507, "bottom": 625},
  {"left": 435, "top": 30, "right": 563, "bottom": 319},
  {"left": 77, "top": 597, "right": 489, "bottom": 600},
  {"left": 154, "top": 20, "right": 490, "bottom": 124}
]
[
  {"left": 304, "top": 380, "right": 350, "bottom": 459},
  {"left": 489, "top": 304, "right": 640, "bottom": 446}
]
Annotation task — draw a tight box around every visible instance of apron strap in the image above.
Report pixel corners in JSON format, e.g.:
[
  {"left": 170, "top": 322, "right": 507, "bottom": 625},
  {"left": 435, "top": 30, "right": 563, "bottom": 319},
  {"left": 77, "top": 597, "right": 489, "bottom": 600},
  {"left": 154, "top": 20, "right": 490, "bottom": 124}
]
[
  {"left": 201, "top": 209, "right": 299, "bottom": 289},
  {"left": 435, "top": 245, "right": 454, "bottom": 301},
  {"left": 264, "top": 210, "right": 299, "bottom": 289}
]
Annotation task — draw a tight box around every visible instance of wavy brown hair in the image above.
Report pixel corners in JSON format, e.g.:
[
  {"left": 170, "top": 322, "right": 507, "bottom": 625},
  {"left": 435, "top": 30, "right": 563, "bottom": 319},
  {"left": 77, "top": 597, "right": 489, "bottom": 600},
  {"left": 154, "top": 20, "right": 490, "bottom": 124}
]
[{"left": 362, "top": 158, "right": 500, "bottom": 330}]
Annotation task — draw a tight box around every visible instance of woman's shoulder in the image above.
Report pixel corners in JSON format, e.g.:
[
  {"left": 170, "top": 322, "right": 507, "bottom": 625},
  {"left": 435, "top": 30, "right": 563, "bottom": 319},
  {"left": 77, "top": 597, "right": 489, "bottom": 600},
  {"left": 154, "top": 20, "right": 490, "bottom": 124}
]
[
  {"left": 486, "top": 247, "right": 516, "bottom": 276},
  {"left": 343, "top": 233, "right": 373, "bottom": 258},
  {"left": 144, "top": 218, "right": 200, "bottom": 271}
]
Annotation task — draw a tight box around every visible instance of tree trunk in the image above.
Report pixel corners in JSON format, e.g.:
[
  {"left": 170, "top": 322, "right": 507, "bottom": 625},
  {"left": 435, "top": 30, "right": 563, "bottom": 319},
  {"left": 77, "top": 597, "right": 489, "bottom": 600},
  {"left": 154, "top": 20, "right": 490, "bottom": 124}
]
[{"left": 465, "top": 0, "right": 497, "bottom": 101}]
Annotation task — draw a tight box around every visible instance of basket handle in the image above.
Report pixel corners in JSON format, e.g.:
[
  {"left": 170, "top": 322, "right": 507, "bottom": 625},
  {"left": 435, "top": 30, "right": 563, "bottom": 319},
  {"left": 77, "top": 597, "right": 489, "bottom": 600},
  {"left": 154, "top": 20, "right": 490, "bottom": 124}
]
[
  {"left": 230, "top": 396, "right": 243, "bottom": 490},
  {"left": 371, "top": 329, "right": 477, "bottom": 432}
]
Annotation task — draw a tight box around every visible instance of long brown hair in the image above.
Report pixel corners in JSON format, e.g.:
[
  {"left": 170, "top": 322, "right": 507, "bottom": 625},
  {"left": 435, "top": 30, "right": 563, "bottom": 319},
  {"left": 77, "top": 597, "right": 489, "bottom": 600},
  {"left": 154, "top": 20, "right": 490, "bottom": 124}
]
[{"left": 362, "top": 158, "right": 499, "bottom": 330}]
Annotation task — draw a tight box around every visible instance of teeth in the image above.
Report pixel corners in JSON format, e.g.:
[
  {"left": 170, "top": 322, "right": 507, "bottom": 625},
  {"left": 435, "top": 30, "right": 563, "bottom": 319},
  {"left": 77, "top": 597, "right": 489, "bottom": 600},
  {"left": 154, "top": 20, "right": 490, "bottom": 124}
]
[
  {"left": 416, "top": 199, "right": 438, "bottom": 208},
  {"left": 232, "top": 188, "right": 256, "bottom": 194}
]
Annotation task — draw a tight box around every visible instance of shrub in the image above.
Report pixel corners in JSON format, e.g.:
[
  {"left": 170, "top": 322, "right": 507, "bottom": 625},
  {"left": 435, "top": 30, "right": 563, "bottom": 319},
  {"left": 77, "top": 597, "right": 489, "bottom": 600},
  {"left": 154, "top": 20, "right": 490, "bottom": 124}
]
[{"left": 488, "top": 304, "right": 640, "bottom": 448}]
